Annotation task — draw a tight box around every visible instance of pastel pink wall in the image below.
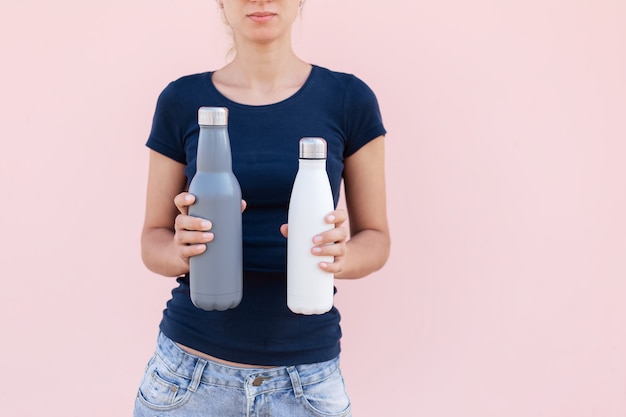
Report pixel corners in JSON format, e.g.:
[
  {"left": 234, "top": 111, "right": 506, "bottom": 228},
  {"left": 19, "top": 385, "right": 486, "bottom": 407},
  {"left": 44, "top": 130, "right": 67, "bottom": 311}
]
[{"left": 1, "top": 1, "right": 624, "bottom": 416}]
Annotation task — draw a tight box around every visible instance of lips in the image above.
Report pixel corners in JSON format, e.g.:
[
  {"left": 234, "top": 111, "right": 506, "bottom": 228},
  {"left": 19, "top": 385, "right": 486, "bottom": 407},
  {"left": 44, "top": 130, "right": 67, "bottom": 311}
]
[
  {"left": 248, "top": 12, "right": 275, "bottom": 17},
  {"left": 247, "top": 11, "right": 276, "bottom": 23}
]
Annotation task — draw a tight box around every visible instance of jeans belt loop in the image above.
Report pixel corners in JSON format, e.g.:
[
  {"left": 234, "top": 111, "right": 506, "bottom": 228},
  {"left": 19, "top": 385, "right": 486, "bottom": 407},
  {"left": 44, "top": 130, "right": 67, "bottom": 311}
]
[
  {"left": 286, "top": 366, "right": 304, "bottom": 398},
  {"left": 189, "top": 358, "right": 207, "bottom": 393}
]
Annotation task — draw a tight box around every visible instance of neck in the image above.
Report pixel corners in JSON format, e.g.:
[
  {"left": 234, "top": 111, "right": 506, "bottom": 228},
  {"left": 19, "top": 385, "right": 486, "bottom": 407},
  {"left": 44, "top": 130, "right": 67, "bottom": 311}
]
[
  {"left": 226, "top": 35, "right": 306, "bottom": 89},
  {"left": 212, "top": 32, "right": 312, "bottom": 105}
]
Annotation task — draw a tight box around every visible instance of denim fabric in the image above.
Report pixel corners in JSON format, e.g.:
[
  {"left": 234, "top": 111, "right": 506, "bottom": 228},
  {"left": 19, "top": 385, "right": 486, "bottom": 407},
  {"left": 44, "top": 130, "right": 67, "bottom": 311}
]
[{"left": 134, "top": 332, "right": 352, "bottom": 417}]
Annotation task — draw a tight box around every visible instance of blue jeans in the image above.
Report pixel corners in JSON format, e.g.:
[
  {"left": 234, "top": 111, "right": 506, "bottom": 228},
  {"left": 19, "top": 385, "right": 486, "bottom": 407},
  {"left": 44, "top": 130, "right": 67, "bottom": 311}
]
[{"left": 134, "top": 332, "right": 352, "bottom": 417}]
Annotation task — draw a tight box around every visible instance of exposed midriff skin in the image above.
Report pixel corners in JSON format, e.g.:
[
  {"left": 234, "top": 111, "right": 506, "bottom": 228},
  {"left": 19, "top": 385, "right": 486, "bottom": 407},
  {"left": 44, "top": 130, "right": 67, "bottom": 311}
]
[{"left": 176, "top": 343, "right": 276, "bottom": 369}]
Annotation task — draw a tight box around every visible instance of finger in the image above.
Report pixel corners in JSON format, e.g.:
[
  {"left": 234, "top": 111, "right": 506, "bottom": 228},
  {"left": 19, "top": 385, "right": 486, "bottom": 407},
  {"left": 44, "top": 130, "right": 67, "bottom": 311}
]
[
  {"left": 311, "top": 242, "right": 345, "bottom": 258},
  {"left": 175, "top": 213, "right": 212, "bottom": 232},
  {"left": 178, "top": 243, "right": 207, "bottom": 261},
  {"left": 325, "top": 209, "right": 348, "bottom": 226},
  {"left": 174, "top": 229, "right": 214, "bottom": 246},
  {"left": 280, "top": 224, "right": 288, "bottom": 238},
  {"left": 241, "top": 199, "right": 247, "bottom": 212},
  {"left": 319, "top": 259, "right": 343, "bottom": 274},
  {"left": 312, "top": 227, "right": 348, "bottom": 245},
  {"left": 174, "top": 192, "right": 195, "bottom": 215}
]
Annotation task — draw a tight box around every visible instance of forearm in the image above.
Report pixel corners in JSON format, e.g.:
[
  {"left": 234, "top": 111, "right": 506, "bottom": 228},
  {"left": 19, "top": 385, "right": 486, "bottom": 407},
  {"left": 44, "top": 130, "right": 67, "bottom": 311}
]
[
  {"left": 141, "top": 227, "right": 189, "bottom": 278},
  {"left": 334, "top": 229, "right": 390, "bottom": 280}
]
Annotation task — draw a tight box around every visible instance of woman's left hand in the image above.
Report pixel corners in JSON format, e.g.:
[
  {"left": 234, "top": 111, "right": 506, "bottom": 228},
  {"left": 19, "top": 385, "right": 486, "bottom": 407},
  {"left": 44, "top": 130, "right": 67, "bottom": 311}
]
[{"left": 280, "top": 209, "right": 349, "bottom": 274}]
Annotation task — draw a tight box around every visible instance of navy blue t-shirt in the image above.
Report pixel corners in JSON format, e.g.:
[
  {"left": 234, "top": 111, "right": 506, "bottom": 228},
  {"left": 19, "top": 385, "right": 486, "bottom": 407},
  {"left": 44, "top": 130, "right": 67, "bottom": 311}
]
[{"left": 147, "top": 65, "right": 386, "bottom": 365}]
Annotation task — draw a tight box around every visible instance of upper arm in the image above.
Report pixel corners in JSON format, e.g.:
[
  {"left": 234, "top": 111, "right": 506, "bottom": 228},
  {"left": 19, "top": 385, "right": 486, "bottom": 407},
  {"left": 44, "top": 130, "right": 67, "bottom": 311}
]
[
  {"left": 142, "top": 150, "right": 187, "bottom": 233},
  {"left": 343, "top": 135, "right": 389, "bottom": 238}
]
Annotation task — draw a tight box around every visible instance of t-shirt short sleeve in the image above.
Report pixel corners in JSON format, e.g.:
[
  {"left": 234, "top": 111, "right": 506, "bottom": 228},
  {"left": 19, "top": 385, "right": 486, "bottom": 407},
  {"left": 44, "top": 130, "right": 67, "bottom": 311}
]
[
  {"left": 146, "top": 82, "right": 187, "bottom": 164},
  {"left": 343, "top": 75, "right": 387, "bottom": 157}
]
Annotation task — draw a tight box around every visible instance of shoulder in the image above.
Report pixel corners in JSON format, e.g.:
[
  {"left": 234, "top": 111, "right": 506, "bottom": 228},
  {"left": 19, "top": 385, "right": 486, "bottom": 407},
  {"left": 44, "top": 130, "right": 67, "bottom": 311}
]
[
  {"left": 311, "top": 65, "right": 378, "bottom": 102},
  {"left": 152, "top": 72, "right": 214, "bottom": 122},
  {"left": 312, "top": 65, "right": 374, "bottom": 90},
  {"left": 159, "top": 72, "right": 212, "bottom": 99}
]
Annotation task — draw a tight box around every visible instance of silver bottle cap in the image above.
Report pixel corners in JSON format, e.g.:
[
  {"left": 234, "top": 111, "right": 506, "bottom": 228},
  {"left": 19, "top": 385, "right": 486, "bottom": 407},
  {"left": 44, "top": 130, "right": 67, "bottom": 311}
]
[
  {"left": 299, "top": 137, "right": 327, "bottom": 159},
  {"left": 198, "top": 107, "right": 228, "bottom": 126}
]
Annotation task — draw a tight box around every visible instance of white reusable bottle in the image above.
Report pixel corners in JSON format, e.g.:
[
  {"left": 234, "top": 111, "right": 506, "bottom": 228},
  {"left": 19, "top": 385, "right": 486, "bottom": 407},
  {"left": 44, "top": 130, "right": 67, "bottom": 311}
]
[
  {"left": 287, "top": 137, "right": 335, "bottom": 315},
  {"left": 188, "top": 107, "right": 243, "bottom": 311}
]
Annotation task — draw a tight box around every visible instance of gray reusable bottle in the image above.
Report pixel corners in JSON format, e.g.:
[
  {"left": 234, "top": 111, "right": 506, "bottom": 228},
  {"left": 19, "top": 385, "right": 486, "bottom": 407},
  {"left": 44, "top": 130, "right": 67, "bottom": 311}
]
[{"left": 188, "top": 107, "right": 243, "bottom": 311}]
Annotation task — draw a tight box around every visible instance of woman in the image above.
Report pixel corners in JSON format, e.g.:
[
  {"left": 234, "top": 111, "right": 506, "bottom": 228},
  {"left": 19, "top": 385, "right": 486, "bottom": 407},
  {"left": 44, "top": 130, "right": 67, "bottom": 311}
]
[{"left": 134, "top": 1, "right": 390, "bottom": 416}]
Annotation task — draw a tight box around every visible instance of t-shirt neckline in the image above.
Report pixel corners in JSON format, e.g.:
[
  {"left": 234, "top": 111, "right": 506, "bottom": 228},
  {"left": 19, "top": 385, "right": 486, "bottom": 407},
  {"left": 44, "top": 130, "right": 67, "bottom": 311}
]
[{"left": 204, "top": 65, "right": 319, "bottom": 110}]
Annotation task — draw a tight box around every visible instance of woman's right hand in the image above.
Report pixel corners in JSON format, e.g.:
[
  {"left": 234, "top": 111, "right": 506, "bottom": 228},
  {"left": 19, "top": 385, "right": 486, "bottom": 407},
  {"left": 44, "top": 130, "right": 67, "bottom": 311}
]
[
  {"left": 172, "top": 192, "right": 247, "bottom": 268},
  {"left": 173, "top": 192, "right": 213, "bottom": 267}
]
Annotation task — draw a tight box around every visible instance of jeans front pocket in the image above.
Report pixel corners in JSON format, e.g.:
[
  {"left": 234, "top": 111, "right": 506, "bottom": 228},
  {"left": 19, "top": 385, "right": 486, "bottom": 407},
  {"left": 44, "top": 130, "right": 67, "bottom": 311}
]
[
  {"left": 136, "top": 354, "right": 194, "bottom": 411},
  {"left": 300, "top": 368, "right": 352, "bottom": 417}
]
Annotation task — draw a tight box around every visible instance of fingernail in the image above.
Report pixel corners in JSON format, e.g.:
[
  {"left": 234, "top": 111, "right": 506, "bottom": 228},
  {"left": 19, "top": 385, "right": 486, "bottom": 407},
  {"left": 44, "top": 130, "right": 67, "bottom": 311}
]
[
  {"left": 202, "top": 232, "right": 213, "bottom": 240},
  {"left": 312, "top": 247, "right": 321, "bottom": 254},
  {"left": 201, "top": 220, "right": 211, "bottom": 229},
  {"left": 313, "top": 235, "right": 322, "bottom": 243},
  {"left": 327, "top": 215, "right": 335, "bottom": 222},
  {"left": 185, "top": 194, "right": 194, "bottom": 201},
  {"left": 320, "top": 262, "right": 328, "bottom": 269}
]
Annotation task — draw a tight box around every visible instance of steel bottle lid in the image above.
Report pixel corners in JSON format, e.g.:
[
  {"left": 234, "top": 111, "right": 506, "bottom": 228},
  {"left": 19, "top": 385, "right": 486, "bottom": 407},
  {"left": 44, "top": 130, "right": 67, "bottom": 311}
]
[
  {"left": 198, "top": 107, "right": 228, "bottom": 126},
  {"left": 299, "top": 137, "right": 327, "bottom": 159}
]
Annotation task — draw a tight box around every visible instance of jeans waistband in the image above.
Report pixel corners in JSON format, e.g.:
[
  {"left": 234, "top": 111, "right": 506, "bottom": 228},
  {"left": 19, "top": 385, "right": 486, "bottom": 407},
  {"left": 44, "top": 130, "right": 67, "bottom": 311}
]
[{"left": 155, "top": 332, "right": 340, "bottom": 394}]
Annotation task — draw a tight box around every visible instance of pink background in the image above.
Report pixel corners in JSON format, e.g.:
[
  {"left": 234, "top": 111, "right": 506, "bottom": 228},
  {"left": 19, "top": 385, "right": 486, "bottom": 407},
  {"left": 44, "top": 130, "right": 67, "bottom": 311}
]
[{"left": 1, "top": 1, "right": 625, "bottom": 416}]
